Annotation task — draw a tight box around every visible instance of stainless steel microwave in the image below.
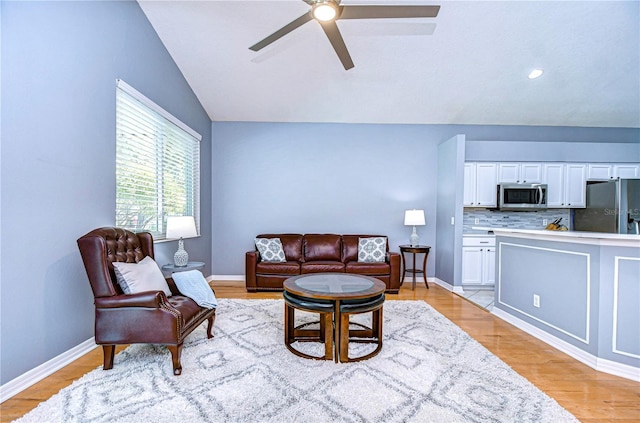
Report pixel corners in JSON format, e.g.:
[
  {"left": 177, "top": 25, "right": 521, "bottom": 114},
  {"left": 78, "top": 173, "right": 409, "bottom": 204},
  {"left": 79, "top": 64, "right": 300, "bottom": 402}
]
[{"left": 498, "top": 183, "right": 548, "bottom": 210}]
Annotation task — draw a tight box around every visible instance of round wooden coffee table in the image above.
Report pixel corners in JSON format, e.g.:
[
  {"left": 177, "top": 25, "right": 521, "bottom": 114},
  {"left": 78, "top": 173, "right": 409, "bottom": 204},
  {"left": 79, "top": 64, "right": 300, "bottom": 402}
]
[{"left": 283, "top": 273, "right": 386, "bottom": 363}]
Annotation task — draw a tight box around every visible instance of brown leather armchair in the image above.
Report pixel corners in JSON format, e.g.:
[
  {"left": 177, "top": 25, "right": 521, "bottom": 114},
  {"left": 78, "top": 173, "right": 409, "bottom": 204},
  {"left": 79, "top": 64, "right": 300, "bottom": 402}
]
[{"left": 77, "top": 227, "right": 216, "bottom": 375}]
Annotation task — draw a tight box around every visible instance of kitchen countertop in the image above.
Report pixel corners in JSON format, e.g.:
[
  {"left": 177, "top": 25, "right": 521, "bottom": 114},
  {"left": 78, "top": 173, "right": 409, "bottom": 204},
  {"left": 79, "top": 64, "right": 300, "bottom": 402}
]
[
  {"left": 472, "top": 226, "right": 640, "bottom": 247},
  {"left": 462, "top": 231, "right": 495, "bottom": 237}
]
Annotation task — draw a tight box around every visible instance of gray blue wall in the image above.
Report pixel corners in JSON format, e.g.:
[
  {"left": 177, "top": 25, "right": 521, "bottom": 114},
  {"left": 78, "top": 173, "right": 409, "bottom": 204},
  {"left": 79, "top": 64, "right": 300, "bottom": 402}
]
[
  {"left": 1, "top": 0, "right": 212, "bottom": 384},
  {"left": 210, "top": 123, "right": 639, "bottom": 281},
  {"left": 435, "top": 135, "right": 465, "bottom": 286}
]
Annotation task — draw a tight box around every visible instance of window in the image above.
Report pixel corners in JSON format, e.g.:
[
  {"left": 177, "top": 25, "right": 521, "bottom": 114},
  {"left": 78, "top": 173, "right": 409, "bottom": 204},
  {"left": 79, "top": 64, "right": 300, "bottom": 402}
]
[{"left": 115, "top": 79, "right": 200, "bottom": 240}]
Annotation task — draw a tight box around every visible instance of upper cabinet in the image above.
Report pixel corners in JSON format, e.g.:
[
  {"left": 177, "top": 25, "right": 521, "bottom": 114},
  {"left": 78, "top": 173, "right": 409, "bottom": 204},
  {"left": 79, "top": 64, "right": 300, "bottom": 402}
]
[
  {"left": 542, "top": 163, "right": 586, "bottom": 208},
  {"left": 497, "top": 163, "right": 543, "bottom": 184},
  {"left": 464, "top": 162, "right": 497, "bottom": 207},
  {"left": 465, "top": 161, "right": 638, "bottom": 209},
  {"left": 587, "top": 163, "right": 640, "bottom": 180}
]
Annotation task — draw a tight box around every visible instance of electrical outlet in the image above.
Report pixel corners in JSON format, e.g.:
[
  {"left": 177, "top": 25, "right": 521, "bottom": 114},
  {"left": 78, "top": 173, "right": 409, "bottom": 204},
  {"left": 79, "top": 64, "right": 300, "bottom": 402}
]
[
  {"left": 533, "top": 294, "right": 540, "bottom": 308},
  {"left": 451, "top": 217, "right": 455, "bottom": 225},
  {"left": 543, "top": 219, "right": 548, "bottom": 226},
  {"left": 474, "top": 218, "right": 480, "bottom": 225}
]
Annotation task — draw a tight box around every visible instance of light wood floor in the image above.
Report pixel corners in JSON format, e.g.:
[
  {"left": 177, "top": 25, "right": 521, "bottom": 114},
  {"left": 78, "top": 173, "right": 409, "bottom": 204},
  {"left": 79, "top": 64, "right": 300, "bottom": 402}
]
[{"left": 2, "top": 282, "right": 638, "bottom": 422}]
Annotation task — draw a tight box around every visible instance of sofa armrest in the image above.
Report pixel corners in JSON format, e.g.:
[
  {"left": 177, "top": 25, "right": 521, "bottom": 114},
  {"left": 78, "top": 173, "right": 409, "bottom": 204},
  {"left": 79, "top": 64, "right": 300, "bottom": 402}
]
[
  {"left": 95, "top": 291, "right": 166, "bottom": 309},
  {"left": 245, "top": 251, "right": 259, "bottom": 292},
  {"left": 387, "top": 252, "right": 401, "bottom": 292}
]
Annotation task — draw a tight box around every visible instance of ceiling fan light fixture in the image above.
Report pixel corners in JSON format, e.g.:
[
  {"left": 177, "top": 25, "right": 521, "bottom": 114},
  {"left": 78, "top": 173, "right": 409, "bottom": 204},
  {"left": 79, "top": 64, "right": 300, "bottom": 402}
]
[
  {"left": 312, "top": 1, "right": 338, "bottom": 22},
  {"left": 528, "top": 69, "right": 544, "bottom": 79}
]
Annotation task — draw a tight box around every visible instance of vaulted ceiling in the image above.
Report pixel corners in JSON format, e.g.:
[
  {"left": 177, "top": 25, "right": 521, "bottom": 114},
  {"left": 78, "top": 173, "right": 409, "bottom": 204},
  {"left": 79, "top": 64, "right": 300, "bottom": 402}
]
[{"left": 138, "top": 0, "right": 639, "bottom": 128}]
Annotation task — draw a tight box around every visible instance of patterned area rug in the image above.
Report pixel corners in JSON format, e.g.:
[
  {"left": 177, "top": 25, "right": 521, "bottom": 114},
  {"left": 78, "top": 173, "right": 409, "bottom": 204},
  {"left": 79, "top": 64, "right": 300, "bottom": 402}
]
[{"left": 15, "top": 299, "right": 578, "bottom": 423}]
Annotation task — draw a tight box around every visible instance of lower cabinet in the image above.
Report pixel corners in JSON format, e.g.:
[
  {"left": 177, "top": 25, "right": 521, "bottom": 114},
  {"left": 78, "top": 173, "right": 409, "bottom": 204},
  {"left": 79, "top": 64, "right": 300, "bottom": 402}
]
[{"left": 462, "top": 236, "right": 496, "bottom": 286}]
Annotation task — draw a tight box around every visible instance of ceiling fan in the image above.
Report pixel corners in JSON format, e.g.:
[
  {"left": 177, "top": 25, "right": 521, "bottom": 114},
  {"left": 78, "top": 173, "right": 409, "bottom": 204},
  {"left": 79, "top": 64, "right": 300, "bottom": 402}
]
[{"left": 249, "top": 0, "right": 440, "bottom": 70}]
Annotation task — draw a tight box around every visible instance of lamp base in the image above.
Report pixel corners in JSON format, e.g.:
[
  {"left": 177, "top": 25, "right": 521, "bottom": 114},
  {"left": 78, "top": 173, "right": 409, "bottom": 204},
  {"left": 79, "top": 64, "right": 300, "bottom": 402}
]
[
  {"left": 410, "top": 226, "right": 419, "bottom": 247},
  {"left": 173, "top": 238, "right": 189, "bottom": 267}
]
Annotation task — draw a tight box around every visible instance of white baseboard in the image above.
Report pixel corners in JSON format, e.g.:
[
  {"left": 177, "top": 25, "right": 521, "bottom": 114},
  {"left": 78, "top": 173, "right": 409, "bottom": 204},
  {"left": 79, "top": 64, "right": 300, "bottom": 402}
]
[
  {"left": 0, "top": 337, "right": 97, "bottom": 402},
  {"left": 492, "top": 308, "right": 640, "bottom": 382},
  {"left": 210, "top": 275, "right": 245, "bottom": 282},
  {"left": 213, "top": 275, "right": 467, "bottom": 294}
]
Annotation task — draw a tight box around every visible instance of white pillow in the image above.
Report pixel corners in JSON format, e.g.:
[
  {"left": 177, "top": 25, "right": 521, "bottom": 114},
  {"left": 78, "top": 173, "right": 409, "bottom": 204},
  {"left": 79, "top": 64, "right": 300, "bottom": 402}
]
[
  {"left": 112, "top": 256, "right": 172, "bottom": 297},
  {"left": 172, "top": 270, "right": 217, "bottom": 309},
  {"left": 255, "top": 238, "right": 286, "bottom": 262},
  {"left": 358, "top": 237, "right": 387, "bottom": 263}
]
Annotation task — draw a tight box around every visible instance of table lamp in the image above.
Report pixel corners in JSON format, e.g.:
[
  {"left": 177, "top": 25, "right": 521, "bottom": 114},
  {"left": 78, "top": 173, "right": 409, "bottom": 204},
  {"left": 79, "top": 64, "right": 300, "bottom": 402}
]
[
  {"left": 404, "top": 209, "right": 425, "bottom": 247},
  {"left": 166, "top": 216, "right": 198, "bottom": 266}
]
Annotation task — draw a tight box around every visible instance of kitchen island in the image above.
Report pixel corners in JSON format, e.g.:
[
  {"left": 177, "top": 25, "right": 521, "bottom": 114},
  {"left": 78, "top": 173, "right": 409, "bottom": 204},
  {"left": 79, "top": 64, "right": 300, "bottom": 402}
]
[{"left": 474, "top": 227, "right": 640, "bottom": 381}]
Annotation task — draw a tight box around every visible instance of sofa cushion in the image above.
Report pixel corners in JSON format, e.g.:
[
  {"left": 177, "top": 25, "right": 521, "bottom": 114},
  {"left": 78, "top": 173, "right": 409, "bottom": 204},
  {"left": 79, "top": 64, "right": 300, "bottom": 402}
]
[
  {"left": 255, "top": 238, "right": 286, "bottom": 262},
  {"left": 358, "top": 237, "right": 387, "bottom": 263},
  {"left": 304, "top": 234, "right": 342, "bottom": 262},
  {"left": 342, "top": 235, "right": 387, "bottom": 262},
  {"left": 257, "top": 234, "right": 303, "bottom": 262},
  {"left": 346, "top": 262, "right": 391, "bottom": 276},
  {"left": 257, "top": 261, "right": 301, "bottom": 275},
  {"left": 301, "top": 261, "right": 345, "bottom": 274}
]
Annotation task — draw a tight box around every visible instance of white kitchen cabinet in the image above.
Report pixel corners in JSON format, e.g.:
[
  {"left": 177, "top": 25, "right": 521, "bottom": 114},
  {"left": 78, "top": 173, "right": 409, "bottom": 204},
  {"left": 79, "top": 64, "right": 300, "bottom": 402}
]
[
  {"left": 464, "top": 163, "right": 497, "bottom": 207},
  {"left": 588, "top": 164, "right": 614, "bottom": 181},
  {"left": 497, "top": 163, "right": 520, "bottom": 183},
  {"left": 588, "top": 163, "right": 640, "bottom": 180},
  {"left": 543, "top": 163, "right": 586, "bottom": 208},
  {"left": 543, "top": 163, "right": 565, "bottom": 207},
  {"left": 565, "top": 164, "right": 587, "bottom": 207},
  {"left": 497, "top": 163, "right": 543, "bottom": 184},
  {"left": 462, "top": 236, "right": 496, "bottom": 286},
  {"left": 613, "top": 164, "right": 640, "bottom": 178},
  {"left": 521, "top": 164, "right": 543, "bottom": 183}
]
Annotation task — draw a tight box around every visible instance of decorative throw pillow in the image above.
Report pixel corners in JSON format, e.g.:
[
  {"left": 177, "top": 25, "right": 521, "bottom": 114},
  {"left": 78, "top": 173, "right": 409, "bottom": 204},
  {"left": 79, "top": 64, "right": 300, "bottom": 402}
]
[
  {"left": 358, "top": 237, "right": 387, "bottom": 263},
  {"left": 172, "top": 270, "right": 217, "bottom": 309},
  {"left": 255, "top": 238, "right": 286, "bottom": 262},
  {"left": 112, "top": 256, "right": 172, "bottom": 297}
]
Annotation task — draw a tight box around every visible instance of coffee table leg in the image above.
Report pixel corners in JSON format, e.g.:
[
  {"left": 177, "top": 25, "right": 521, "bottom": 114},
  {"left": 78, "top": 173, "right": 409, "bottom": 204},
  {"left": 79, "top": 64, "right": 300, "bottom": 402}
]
[
  {"left": 323, "top": 313, "right": 333, "bottom": 360},
  {"left": 334, "top": 301, "right": 341, "bottom": 363},
  {"left": 339, "top": 311, "right": 350, "bottom": 363},
  {"left": 284, "top": 303, "right": 294, "bottom": 346}
]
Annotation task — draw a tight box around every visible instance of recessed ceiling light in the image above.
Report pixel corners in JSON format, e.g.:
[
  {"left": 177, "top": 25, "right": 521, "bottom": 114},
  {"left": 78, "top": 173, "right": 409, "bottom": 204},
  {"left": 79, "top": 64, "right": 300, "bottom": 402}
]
[{"left": 528, "top": 69, "right": 544, "bottom": 79}]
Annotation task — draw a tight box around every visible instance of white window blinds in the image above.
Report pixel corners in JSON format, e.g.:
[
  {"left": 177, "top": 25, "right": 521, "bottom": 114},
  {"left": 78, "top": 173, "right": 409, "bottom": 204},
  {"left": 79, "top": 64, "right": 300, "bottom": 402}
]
[{"left": 115, "top": 79, "right": 200, "bottom": 240}]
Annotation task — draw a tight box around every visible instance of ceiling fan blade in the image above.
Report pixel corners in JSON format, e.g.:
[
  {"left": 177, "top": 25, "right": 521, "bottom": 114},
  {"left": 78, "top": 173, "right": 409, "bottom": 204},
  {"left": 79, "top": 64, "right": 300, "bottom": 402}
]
[
  {"left": 249, "top": 13, "right": 313, "bottom": 51},
  {"left": 339, "top": 5, "right": 440, "bottom": 19},
  {"left": 319, "top": 21, "right": 354, "bottom": 70}
]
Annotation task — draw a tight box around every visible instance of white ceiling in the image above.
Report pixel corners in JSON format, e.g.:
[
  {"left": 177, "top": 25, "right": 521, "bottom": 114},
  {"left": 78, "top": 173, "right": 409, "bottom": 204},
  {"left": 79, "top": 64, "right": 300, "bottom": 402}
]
[{"left": 138, "top": 0, "right": 640, "bottom": 128}]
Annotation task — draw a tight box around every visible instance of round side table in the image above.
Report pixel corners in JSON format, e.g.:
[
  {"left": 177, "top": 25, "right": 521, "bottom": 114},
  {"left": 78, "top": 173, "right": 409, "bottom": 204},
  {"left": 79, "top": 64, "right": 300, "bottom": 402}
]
[
  {"left": 399, "top": 245, "right": 431, "bottom": 290},
  {"left": 161, "top": 261, "right": 205, "bottom": 276}
]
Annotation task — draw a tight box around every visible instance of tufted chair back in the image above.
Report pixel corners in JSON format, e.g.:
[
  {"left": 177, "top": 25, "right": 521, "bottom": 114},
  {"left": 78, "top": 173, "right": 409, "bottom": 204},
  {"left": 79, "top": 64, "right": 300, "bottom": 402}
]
[{"left": 77, "top": 227, "right": 154, "bottom": 298}]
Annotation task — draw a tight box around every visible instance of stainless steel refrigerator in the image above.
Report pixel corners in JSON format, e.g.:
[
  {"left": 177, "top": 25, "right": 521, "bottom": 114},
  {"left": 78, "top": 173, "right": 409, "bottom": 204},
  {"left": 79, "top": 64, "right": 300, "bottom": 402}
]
[{"left": 573, "top": 179, "right": 640, "bottom": 234}]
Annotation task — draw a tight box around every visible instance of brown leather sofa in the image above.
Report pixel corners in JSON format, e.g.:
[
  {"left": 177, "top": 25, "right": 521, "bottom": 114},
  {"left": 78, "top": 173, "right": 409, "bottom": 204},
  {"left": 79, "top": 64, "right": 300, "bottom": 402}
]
[
  {"left": 246, "top": 234, "right": 401, "bottom": 293},
  {"left": 77, "top": 227, "right": 216, "bottom": 375}
]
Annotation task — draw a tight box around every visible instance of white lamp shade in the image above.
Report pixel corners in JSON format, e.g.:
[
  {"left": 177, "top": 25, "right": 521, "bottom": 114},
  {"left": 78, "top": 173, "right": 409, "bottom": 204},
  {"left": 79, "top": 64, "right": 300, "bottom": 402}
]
[
  {"left": 404, "top": 209, "right": 425, "bottom": 226},
  {"left": 166, "top": 216, "right": 197, "bottom": 239}
]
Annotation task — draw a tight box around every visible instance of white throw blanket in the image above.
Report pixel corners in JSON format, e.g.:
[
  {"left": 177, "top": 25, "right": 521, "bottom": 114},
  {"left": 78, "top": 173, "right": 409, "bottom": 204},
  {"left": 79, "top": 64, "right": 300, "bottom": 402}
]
[{"left": 171, "top": 270, "right": 217, "bottom": 308}]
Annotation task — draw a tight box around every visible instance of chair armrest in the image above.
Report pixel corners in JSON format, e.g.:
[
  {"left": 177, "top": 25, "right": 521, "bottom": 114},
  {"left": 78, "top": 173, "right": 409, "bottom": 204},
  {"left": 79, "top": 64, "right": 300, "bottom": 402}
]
[{"left": 95, "top": 291, "right": 166, "bottom": 309}]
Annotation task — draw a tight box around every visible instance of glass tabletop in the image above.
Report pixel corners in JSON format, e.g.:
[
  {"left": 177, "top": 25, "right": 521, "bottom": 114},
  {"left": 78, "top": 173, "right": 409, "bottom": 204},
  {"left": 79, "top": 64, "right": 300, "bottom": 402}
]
[{"left": 294, "top": 273, "right": 374, "bottom": 293}]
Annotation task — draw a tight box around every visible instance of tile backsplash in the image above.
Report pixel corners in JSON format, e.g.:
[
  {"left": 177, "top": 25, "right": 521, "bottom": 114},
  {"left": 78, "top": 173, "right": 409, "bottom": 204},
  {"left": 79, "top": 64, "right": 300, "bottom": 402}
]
[{"left": 463, "top": 209, "right": 570, "bottom": 232}]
